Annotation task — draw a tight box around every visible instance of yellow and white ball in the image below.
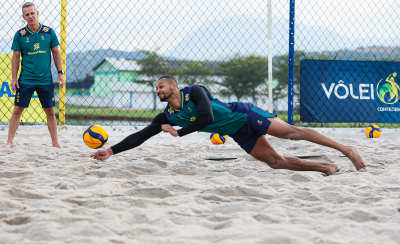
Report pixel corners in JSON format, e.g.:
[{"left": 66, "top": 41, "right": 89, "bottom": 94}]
[
  {"left": 210, "top": 133, "right": 227, "bottom": 145},
  {"left": 365, "top": 125, "right": 381, "bottom": 138},
  {"left": 83, "top": 124, "right": 108, "bottom": 149}
]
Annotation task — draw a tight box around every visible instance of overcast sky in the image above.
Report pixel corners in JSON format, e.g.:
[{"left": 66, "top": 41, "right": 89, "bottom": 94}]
[{"left": 1, "top": 0, "right": 398, "bottom": 55}]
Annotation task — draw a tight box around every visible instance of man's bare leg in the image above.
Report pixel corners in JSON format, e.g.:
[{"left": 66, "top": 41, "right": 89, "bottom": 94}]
[
  {"left": 6, "top": 106, "right": 25, "bottom": 146},
  {"left": 44, "top": 107, "right": 62, "bottom": 148},
  {"left": 250, "top": 135, "right": 338, "bottom": 175},
  {"left": 266, "top": 117, "right": 365, "bottom": 170}
]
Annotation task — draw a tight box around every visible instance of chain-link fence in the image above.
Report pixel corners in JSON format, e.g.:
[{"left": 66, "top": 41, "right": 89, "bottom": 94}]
[
  {"left": 1, "top": 1, "right": 399, "bottom": 127},
  {"left": 295, "top": 1, "right": 400, "bottom": 128}
]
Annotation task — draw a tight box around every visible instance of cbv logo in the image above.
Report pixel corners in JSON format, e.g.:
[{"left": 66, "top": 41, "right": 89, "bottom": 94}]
[
  {"left": 377, "top": 72, "right": 399, "bottom": 104},
  {"left": 321, "top": 80, "right": 374, "bottom": 100}
]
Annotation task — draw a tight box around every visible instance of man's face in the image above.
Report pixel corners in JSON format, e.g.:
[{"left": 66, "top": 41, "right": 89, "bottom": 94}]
[
  {"left": 22, "top": 6, "right": 39, "bottom": 26},
  {"left": 156, "top": 79, "right": 174, "bottom": 102}
]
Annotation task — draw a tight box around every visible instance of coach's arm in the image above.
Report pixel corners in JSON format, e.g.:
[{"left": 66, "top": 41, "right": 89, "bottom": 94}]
[
  {"left": 51, "top": 46, "right": 65, "bottom": 89},
  {"left": 11, "top": 50, "right": 21, "bottom": 93}
]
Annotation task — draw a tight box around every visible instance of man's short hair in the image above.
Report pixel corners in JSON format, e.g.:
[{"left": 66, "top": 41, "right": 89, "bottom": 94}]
[
  {"left": 158, "top": 75, "right": 177, "bottom": 85},
  {"left": 22, "top": 2, "right": 36, "bottom": 14}
]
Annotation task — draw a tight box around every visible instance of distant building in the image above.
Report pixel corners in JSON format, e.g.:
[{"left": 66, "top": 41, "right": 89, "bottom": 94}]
[
  {"left": 91, "top": 58, "right": 222, "bottom": 109},
  {"left": 91, "top": 57, "right": 141, "bottom": 97},
  {"left": 91, "top": 57, "right": 291, "bottom": 111}
]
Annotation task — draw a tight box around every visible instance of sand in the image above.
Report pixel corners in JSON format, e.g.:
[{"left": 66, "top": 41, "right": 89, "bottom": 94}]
[{"left": 1, "top": 127, "right": 400, "bottom": 244}]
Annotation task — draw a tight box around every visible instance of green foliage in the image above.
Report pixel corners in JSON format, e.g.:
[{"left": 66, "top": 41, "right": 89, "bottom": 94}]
[
  {"left": 356, "top": 58, "right": 399, "bottom": 61},
  {"left": 272, "top": 50, "right": 306, "bottom": 87},
  {"left": 76, "top": 74, "right": 94, "bottom": 83},
  {"left": 265, "top": 82, "right": 287, "bottom": 100},
  {"left": 132, "top": 50, "right": 173, "bottom": 110},
  {"left": 219, "top": 54, "right": 268, "bottom": 101},
  {"left": 315, "top": 54, "right": 332, "bottom": 60},
  {"left": 134, "top": 50, "right": 172, "bottom": 87},
  {"left": 379, "top": 58, "right": 399, "bottom": 61},
  {"left": 175, "top": 61, "right": 216, "bottom": 87},
  {"left": 271, "top": 50, "right": 307, "bottom": 98}
]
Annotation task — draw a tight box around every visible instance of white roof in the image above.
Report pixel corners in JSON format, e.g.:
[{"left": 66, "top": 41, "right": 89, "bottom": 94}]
[{"left": 105, "top": 57, "right": 141, "bottom": 71}]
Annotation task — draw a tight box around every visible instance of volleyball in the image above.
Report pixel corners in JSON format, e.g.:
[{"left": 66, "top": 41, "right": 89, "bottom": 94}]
[
  {"left": 210, "top": 133, "right": 227, "bottom": 145},
  {"left": 365, "top": 125, "right": 381, "bottom": 138},
  {"left": 83, "top": 124, "right": 108, "bottom": 149}
]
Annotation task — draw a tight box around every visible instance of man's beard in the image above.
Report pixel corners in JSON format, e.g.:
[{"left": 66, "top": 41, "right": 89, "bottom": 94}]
[{"left": 159, "top": 88, "right": 173, "bottom": 102}]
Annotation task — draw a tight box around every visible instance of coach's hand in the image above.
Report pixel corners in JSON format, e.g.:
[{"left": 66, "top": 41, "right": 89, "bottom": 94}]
[
  {"left": 90, "top": 148, "right": 114, "bottom": 161},
  {"left": 11, "top": 78, "right": 19, "bottom": 93},
  {"left": 161, "top": 124, "right": 179, "bottom": 137},
  {"left": 58, "top": 73, "right": 65, "bottom": 89}
]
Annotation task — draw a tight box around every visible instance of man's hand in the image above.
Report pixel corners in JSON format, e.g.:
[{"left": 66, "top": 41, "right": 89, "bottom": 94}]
[
  {"left": 161, "top": 124, "right": 179, "bottom": 137},
  {"left": 11, "top": 78, "right": 19, "bottom": 93},
  {"left": 58, "top": 73, "right": 65, "bottom": 89},
  {"left": 90, "top": 148, "right": 114, "bottom": 161}
]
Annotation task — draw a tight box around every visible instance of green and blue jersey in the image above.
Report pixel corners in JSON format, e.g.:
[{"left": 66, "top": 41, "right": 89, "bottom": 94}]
[
  {"left": 11, "top": 23, "right": 60, "bottom": 85},
  {"left": 164, "top": 85, "right": 274, "bottom": 135}
]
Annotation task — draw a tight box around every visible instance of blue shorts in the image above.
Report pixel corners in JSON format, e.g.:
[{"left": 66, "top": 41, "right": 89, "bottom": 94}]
[
  {"left": 230, "top": 107, "right": 277, "bottom": 154},
  {"left": 15, "top": 83, "right": 55, "bottom": 108}
]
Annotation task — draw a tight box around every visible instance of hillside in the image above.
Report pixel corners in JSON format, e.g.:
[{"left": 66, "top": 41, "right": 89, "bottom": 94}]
[{"left": 163, "top": 15, "right": 400, "bottom": 61}]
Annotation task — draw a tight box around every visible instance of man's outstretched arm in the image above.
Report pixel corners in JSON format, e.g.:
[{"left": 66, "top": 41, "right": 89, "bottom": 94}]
[{"left": 90, "top": 113, "right": 172, "bottom": 160}]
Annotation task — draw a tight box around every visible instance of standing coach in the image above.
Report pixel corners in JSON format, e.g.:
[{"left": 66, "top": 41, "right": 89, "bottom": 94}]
[{"left": 6, "top": 2, "right": 64, "bottom": 148}]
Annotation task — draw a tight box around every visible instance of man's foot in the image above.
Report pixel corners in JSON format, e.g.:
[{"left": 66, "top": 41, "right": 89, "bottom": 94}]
[
  {"left": 6, "top": 142, "right": 12, "bottom": 147},
  {"left": 53, "top": 142, "right": 63, "bottom": 148},
  {"left": 325, "top": 163, "right": 339, "bottom": 175},
  {"left": 346, "top": 146, "right": 366, "bottom": 170}
]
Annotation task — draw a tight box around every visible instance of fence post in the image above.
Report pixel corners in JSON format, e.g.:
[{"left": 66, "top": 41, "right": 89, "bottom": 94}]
[
  {"left": 288, "top": 0, "right": 295, "bottom": 125},
  {"left": 59, "top": 0, "right": 67, "bottom": 125}
]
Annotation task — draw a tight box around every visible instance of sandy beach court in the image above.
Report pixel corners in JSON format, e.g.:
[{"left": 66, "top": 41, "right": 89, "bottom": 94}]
[{"left": 1, "top": 127, "right": 400, "bottom": 243}]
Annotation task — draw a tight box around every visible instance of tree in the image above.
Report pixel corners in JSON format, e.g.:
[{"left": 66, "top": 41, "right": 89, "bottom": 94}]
[
  {"left": 174, "top": 61, "right": 216, "bottom": 87},
  {"left": 379, "top": 58, "right": 399, "bottom": 61},
  {"left": 134, "top": 50, "right": 172, "bottom": 86},
  {"left": 265, "top": 81, "right": 288, "bottom": 101},
  {"left": 270, "top": 50, "right": 308, "bottom": 110},
  {"left": 264, "top": 50, "right": 309, "bottom": 113},
  {"left": 76, "top": 74, "right": 94, "bottom": 83},
  {"left": 272, "top": 50, "right": 306, "bottom": 89},
  {"left": 133, "top": 50, "right": 172, "bottom": 110},
  {"left": 219, "top": 54, "right": 268, "bottom": 101}
]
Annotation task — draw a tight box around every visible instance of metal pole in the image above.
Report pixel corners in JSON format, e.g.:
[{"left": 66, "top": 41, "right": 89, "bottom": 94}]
[
  {"left": 268, "top": 0, "right": 273, "bottom": 113},
  {"left": 288, "top": 0, "right": 295, "bottom": 125},
  {"left": 59, "top": 0, "right": 67, "bottom": 125}
]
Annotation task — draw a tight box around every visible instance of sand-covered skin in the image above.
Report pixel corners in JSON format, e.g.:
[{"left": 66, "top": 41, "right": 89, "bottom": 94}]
[{"left": 1, "top": 131, "right": 400, "bottom": 244}]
